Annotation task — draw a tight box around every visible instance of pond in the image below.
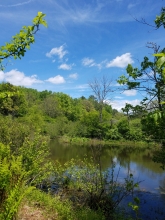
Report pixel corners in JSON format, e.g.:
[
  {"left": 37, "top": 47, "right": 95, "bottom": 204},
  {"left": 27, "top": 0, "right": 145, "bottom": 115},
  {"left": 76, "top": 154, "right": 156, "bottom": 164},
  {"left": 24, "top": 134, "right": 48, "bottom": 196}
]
[{"left": 49, "top": 139, "right": 165, "bottom": 219}]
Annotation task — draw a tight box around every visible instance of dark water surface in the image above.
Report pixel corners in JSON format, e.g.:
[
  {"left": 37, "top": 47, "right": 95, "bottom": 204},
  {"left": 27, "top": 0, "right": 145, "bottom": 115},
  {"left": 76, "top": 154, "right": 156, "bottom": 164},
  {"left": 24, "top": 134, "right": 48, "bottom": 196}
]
[{"left": 50, "top": 139, "right": 165, "bottom": 219}]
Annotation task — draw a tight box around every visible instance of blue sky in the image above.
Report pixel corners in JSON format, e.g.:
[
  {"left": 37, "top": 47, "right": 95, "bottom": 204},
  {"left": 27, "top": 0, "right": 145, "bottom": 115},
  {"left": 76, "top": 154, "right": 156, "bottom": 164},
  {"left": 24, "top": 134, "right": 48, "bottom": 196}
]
[{"left": 0, "top": 0, "right": 164, "bottom": 110}]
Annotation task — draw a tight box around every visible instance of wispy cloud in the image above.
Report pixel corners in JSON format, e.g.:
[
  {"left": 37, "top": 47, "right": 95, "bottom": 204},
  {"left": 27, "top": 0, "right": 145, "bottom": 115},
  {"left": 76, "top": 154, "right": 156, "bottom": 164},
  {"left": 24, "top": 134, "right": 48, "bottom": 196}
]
[
  {"left": 106, "top": 53, "right": 134, "bottom": 68},
  {"left": 82, "top": 58, "right": 95, "bottom": 66},
  {"left": 123, "top": 89, "right": 137, "bottom": 96},
  {"left": 69, "top": 73, "right": 78, "bottom": 79},
  {"left": 58, "top": 63, "right": 74, "bottom": 70},
  {"left": 46, "top": 45, "right": 68, "bottom": 60},
  {"left": 114, "top": 96, "right": 123, "bottom": 99},
  {"left": 47, "top": 0, "right": 135, "bottom": 27},
  {"left": 82, "top": 57, "right": 104, "bottom": 69},
  {"left": 76, "top": 84, "right": 89, "bottom": 89},
  {"left": 0, "top": 69, "right": 42, "bottom": 86},
  {"left": 0, "top": 0, "right": 33, "bottom": 7},
  {"left": 29, "top": 59, "right": 46, "bottom": 63},
  {"left": 46, "top": 75, "right": 65, "bottom": 84},
  {"left": 127, "top": 3, "right": 137, "bottom": 9}
]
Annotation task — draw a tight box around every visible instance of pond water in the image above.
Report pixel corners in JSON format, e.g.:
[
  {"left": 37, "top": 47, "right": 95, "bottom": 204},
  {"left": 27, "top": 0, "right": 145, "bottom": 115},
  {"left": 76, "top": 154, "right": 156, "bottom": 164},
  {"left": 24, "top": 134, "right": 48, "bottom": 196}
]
[{"left": 49, "top": 139, "right": 165, "bottom": 219}]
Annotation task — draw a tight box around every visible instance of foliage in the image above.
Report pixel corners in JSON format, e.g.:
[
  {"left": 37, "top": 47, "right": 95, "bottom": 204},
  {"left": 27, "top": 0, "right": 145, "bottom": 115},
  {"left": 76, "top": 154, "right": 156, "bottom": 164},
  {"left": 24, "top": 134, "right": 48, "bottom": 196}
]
[
  {"left": 128, "top": 197, "right": 141, "bottom": 220},
  {"left": 0, "top": 131, "right": 51, "bottom": 220},
  {"left": 51, "top": 158, "right": 140, "bottom": 219},
  {"left": 105, "top": 128, "right": 121, "bottom": 140},
  {"left": 18, "top": 132, "right": 51, "bottom": 183},
  {"left": 25, "top": 188, "right": 105, "bottom": 220},
  {"left": 0, "top": 115, "right": 32, "bottom": 152},
  {"left": 0, "top": 83, "right": 27, "bottom": 117},
  {"left": 154, "top": 8, "right": 165, "bottom": 74},
  {"left": 0, "top": 142, "right": 34, "bottom": 220},
  {"left": 118, "top": 47, "right": 165, "bottom": 112},
  {"left": 117, "top": 119, "right": 130, "bottom": 137},
  {"left": 0, "top": 12, "right": 47, "bottom": 71},
  {"left": 153, "top": 146, "right": 165, "bottom": 170},
  {"left": 141, "top": 111, "right": 165, "bottom": 141},
  {"left": 41, "top": 94, "right": 61, "bottom": 118}
]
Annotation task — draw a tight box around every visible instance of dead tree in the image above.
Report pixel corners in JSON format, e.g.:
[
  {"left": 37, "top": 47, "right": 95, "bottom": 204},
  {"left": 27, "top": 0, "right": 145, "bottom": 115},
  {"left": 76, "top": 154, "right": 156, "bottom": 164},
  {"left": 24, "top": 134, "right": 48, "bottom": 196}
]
[{"left": 89, "top": 76, "right": 113, "bottom": 123}]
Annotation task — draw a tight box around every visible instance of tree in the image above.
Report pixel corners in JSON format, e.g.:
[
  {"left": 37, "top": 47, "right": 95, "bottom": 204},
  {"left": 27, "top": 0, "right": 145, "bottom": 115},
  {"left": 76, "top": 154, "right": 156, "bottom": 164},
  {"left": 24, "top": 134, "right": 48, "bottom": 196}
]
[
  {"left": 0, "top": 83, "right": 27, "bottom": 117},
  {"left": 41, "top": 94, "right": 60, "bottom": 118},
  {"left": 153, "top": 7, "right": 165, "bottom": 75},
  {"left": 117, "top": 8, "right": 165, "bottom": 146},
  {"left": 118, "top": 44, "right": 165, "bottom": 112},
  {"left": 0, "top": 11, "right": 47, "bottom": 71},
  {"left": 121, "top": 103, "right": 133, "bottom": 124},
  {"left": 89, "top": 76, "right": 113, "bottom": 122},
  {"left": 133, "top": 7, "right": 165, "bottom": 82}
]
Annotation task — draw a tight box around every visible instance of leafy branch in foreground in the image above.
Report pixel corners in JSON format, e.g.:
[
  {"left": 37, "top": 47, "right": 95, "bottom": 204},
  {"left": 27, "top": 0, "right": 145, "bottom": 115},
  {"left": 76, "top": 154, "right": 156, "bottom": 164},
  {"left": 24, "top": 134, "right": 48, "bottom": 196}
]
[{"left": 0, "top": 11, "right": 47, "bottom": 71}]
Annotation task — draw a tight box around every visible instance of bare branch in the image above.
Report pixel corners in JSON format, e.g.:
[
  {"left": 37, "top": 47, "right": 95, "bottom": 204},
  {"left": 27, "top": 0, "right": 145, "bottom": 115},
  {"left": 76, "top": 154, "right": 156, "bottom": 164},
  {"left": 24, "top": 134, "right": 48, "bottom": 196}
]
[{"left": 89, "top": 76, "right": 114, "bottom": 122}]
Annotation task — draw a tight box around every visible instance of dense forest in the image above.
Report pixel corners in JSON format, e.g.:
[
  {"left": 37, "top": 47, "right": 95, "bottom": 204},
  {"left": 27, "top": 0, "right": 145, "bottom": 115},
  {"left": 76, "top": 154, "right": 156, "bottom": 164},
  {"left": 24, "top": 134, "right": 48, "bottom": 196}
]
[
  {"left": 0, "top": 81, "right": 151, "bottom": 143},
  {"left": 0, "top": 9, "right": 165, "bottom": 220}
]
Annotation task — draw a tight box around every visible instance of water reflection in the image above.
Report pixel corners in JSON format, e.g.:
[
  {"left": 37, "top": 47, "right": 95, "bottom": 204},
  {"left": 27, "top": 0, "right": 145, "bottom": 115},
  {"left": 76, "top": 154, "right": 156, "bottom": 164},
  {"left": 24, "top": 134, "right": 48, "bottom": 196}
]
[
  {"left": 49, "top": 139, "right": 165, "bottom": 194},
  {"left": 49, "top": 139, "right": 165, "bottom": 219}
]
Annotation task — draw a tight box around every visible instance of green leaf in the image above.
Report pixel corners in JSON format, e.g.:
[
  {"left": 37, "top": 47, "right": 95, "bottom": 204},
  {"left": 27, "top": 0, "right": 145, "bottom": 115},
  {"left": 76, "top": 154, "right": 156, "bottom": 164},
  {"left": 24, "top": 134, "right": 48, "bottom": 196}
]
[
  {"left": 38, "top": 11, "right": 43, "bottom": 16},
  {"left": 157, "top": 56, "right": 165, "bottom": 68},
  {"left": 153, "top": 53, "right": 165, "bottom": 57}
]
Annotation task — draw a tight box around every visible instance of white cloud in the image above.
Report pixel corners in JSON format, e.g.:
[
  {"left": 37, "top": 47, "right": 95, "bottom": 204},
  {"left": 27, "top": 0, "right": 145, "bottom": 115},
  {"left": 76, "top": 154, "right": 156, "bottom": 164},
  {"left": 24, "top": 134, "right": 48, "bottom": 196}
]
[
  {"left": 110, "top": 99, "right": 140, "bottom": 111},
  {"left": 0, "top": 69, "right": 42, "bottom": 86},
  {"left": 58, "top": 63, "right": 73, "bottom": 70},
  {"left": 82, "top": 58, "right": 95, "bottom": 66},
  {"left": 46, "top": 75, "right": 65, "bottom": 84},
  {"left": 46, "top": 45, "right": 68, "bottom": 59},
  {"left": 69, "top": 73, "right": 78, "bottom": 79},
  {"left": 106, "top": 53, "right": 134, "bottom": 68},
  {"left": 0, "top": 71, "right": 5, "bottom": 81},
  {"left": 82, "top": 57, "right": 104, "bottom": 69},
  {"left": 123, "top": 90, "right": 137, "bottom": 96}
]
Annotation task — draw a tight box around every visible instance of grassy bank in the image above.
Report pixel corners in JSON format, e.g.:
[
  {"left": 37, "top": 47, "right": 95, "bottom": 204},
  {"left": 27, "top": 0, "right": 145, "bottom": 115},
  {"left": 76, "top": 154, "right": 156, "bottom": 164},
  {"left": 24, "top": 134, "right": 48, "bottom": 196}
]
[
  {"left": 18, "top": 189, "right": 106, "bottom": 220},
  {"left": 58, "top": 135, "right": 160, "bottom": 150}
]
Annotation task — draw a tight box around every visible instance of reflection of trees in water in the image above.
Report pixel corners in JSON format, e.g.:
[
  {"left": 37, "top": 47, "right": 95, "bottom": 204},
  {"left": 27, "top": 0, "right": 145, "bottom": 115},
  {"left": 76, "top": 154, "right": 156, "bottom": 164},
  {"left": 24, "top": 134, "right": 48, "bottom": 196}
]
[
  {"left": 49, "top": 140, "right": 165, "bottom": 194},
  {"left": 115, "top": 151, "right": 131, "bottom": 175},
  {"left": 50, "top": 140, "right": 165, "bottom": 176},
  {"left": 159, "top": 178, "right": 165, "bottom": 193},
  {"left": 116, "top": 149, "right": 164, "bottom": 174}
]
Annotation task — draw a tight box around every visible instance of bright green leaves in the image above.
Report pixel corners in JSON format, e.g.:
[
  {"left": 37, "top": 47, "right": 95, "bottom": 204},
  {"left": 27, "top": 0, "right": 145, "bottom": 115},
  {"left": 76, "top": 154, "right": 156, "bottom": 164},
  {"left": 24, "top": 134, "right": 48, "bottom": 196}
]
[
  {"left": 153, "top": 54, "right": 165, "bottom": 81},
  {"left": 33, "top": 11, "right": 47, "bottom": 27},
  {"left": 121, "top": 103, "right": 133, "bottom": 116},
  {"left": 154, "top": 52, "right": 165, "bottom": 71},
  {"left": 0, "top": 12, "right": 47, "bottom": 70},
  {"left": 117, "top": 64, "right": 141, "bottom": 89},
  {"left": 127, "top": 64, "right": 142, "bottom": 79},
  {"left": 0, "top": 83, "right": 27, "bottom": 117},
  {"left": 153, "top": 8, "right": 165, "bottom": 80},
  {"left": 155, "top": 7, "right": 165, "bottom": 29},
  {"left": 117, "top": 75, "right": 128, "bottom": 85},
  {"left": 156, "top": 55, "right": 165, "bottom": 68}
]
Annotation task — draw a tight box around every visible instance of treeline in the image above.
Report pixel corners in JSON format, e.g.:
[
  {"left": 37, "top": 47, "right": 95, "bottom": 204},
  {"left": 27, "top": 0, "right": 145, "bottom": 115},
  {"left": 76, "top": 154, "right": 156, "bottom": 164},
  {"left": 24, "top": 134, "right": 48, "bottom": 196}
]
[{"left": 0, "top": 82, "right": 151, "bottom": 143}]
